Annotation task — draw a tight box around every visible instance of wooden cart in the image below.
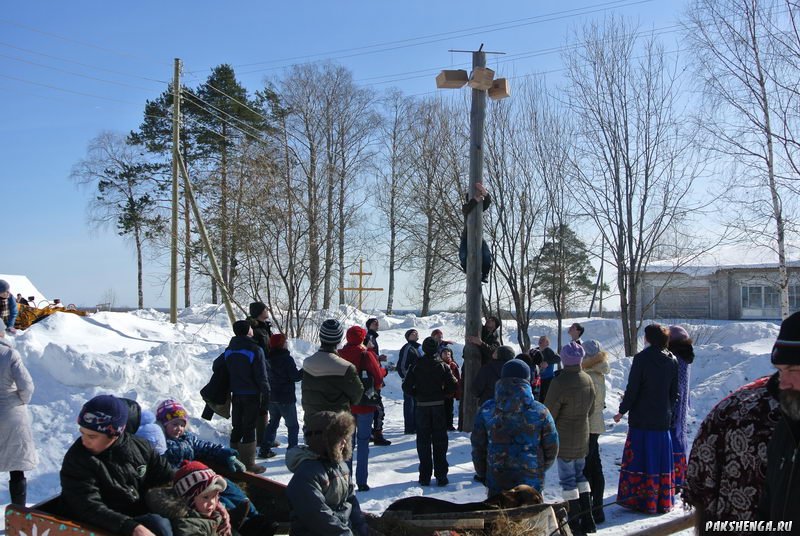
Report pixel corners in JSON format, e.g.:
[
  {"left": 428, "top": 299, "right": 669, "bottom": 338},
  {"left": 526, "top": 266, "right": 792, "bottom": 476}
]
[
  {"left": 5, "top": 469, "right": 290, "bottom": 536},
  {"left": 367, "top": 501, "right": 573, "bottom": 536}
]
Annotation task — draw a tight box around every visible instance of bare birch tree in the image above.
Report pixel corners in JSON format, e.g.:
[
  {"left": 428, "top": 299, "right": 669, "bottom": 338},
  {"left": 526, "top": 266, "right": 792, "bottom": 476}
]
[
  {"left": 566, "top": 17, "right": 702, "bottom": 355},
  {"left": 686, "top": 0, "right": 799, "bottom": 319}
]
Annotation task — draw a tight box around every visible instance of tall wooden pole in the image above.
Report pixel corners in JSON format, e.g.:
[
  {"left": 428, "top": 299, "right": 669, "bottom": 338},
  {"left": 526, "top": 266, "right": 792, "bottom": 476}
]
[
  {"left": 461, "top": 49, "right": 488, "bottom": 432},
  {"left": 169, "top": 58, "right": 181, "bottom": 323}
]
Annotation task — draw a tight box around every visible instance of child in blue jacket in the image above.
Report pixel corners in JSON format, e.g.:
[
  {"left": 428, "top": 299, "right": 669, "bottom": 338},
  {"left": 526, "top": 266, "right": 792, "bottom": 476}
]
[{"left": 155, "top": 399, "right": 277, "bottom": 536}]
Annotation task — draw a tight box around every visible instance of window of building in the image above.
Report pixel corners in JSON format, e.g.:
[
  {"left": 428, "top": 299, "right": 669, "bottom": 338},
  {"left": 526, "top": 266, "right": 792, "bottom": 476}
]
[{"left": 741, "top": 284, "right": 800, "bottom": 311}]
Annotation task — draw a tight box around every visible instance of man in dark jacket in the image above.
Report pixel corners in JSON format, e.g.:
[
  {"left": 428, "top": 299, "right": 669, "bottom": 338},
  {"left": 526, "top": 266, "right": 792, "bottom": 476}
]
[
  {"left": 259, "top": 333, "right": 302, "bottom": 458},
  {"left": 247, "top": 301, "right": 273, "bottom": 356},
  {"left": 473, "top": 345, "right": 515, "bottom": 406},
  {"left": 533, "top": 336, "right": 561, "bottom": 401},
  {"left": 365, "top": 318, "right": 391, "bottom": 446},
  {"left": 402, "top": 337, "right": 457, "bottom": 487},
  {"left": 397, "top": 329, "right": 422, "bottom": 434},
  {"left": 247, "top": 301, "right": 273, "bottom": 448},
  {"left": 760, "top": 311, "right": 800, "bottom": 527},
  {"left": 224, "top": 320, "right": 270, "bottom": 474},
  {"left": 458, "top": 182, "right": 493, "bottom": 283},
  {"left": 60, "top": 395, "right": 175, "bottom": 536},
  {"left": 465, "top": 316, "right": 501, "bottom": 366}
]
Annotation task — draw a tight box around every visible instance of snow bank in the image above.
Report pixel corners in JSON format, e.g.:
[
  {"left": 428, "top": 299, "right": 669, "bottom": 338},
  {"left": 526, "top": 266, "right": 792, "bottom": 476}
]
[{"left": 0, "top": 308, "right": 782, "bottom": 535}]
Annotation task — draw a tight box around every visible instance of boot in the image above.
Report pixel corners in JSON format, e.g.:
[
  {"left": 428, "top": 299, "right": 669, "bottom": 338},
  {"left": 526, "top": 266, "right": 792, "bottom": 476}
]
[
  {"left": 239, "top": 441, "right": 266, "bottom": 474},
  {"left": 239, "top": 513, "right": 278, "bottom": 536},
  {"left": 567, "top": 497, "right": 585, "bottom": 536},
  {"left": 256, "top": 414, "right": 267, "bottom": 448},
  {"left": 592, "top": 491, "right": 605, "bottom": 524},
  {"left": 579, "top": 492, "right": 597, "bottom": 533},
  {"left": 9, "top": 478, "right": 26, "bottom": 506},
  {"left": 371, "top": 431, "right": 391, "bottom": 446}
]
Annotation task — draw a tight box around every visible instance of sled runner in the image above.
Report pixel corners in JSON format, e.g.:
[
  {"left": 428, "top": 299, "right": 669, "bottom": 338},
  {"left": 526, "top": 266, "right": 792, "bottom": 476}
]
[{"left": 5, "top": 468, "right": 291, "bottom": 536}]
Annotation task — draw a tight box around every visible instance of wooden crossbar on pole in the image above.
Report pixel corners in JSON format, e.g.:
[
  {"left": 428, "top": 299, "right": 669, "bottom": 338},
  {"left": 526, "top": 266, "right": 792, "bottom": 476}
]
[{"left": 340, "top": 258, "right": 383, "bottom": 311}]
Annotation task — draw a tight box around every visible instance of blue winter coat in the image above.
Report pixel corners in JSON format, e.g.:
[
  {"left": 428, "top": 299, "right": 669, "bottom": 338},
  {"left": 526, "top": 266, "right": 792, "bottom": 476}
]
[
  {"left": 223, "top": 336, "right": 270, "bottom": 400},
  {"left": 471, "top": 377, "right": 559, "bottom": 496},
  {"left": 1, "top": 295, "right": 17, "bottom": 330},
  {"left": 267, "top": 348, "right": 302, "bottom": 404},
  {"left": 163, "top": 431, "right": 237, "bottom": 469}
]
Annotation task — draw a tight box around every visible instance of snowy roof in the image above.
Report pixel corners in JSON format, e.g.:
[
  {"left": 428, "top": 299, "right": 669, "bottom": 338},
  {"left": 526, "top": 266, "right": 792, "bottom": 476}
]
[
  {"left": 0, "top": 274, "right": 48, "bottom": 303},
  {"left": 646, "top": 244, "right": 800, "bottom": 276}
]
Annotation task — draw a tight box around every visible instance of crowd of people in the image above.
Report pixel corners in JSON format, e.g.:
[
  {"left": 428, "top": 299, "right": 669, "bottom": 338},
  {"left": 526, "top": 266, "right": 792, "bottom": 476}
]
[{"left": 1, "top": 289, "right": 799, "bottom": 535}]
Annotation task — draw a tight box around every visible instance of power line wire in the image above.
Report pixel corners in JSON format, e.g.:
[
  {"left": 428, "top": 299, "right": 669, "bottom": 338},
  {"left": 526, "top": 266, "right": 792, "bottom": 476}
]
[
  {"left": 181, "top": 88, "right": 268, "bottom": 141},
  {"left": 363, "top": 23, "right": 687, "bottom": 88},
  {"left": 0, "top": 53, "right": 160, "bottom": 92},
  {"left": 0, "top": 73, "right": 141, "bottom": 104},
  {"left": 0, "top": 18, "right": 170, "bottom": 65},
  {"left": 0, "top": 41, "right": 169, "bottom": 84},
  {"left": 218, "top": 0, "right": 652, "bottom": 74}
]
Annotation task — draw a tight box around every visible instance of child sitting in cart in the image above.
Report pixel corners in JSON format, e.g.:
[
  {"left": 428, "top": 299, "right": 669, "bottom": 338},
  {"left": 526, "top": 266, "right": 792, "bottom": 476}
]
[
  {"left": 60, "top": 394, "right": 175, "bottom": 536},
  {"left": 146, "top": 461, "right": 234, "bottom": 536},
  {"left": 155, "top": 399, "right": 276, "bottom": 536}
]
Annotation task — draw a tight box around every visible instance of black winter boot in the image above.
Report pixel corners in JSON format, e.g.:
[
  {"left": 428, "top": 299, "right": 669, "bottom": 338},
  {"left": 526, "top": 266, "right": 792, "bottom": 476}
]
[
  {"left": 579, "top": 492, "right": 597, "bottom": 533},
  {"left": 239, "top": 514, "right": 278, "bottom": 536},
  {"left": 592, "top": 490, "right": 605, "bottom": 523},
  {"left": 9, "top": 478, "right": 26, "bottom": 506},
  {"left": 568, "top": 498, "right": 586, "bottom": 536}
]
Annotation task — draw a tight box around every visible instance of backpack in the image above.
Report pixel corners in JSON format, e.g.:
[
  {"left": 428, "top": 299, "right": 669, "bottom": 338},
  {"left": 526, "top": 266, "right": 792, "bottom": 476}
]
[{"left": 358, "top": 351, "right": 381, "bottom": 407}]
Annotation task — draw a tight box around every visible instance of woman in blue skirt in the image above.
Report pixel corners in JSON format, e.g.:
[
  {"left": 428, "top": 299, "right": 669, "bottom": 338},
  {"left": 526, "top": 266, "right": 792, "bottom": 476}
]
[
  {"left": 613, "top": 324, "right": 679, "bottom": 514},
  {"left": 667, "top": 325, "right": 694, "bottom": 490}
]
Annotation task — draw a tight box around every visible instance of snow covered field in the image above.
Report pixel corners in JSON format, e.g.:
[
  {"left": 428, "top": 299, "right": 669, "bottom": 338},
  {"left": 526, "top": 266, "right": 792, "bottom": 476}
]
[{"left": 1, "top": 305, "right": 782, "bottom": 534}]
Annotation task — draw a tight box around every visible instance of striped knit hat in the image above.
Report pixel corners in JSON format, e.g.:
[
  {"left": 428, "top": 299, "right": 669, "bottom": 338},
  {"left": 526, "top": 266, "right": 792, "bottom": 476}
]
[
  {"left": 771, "top": 311, "right": 800, "bottom": 365},
  {"left": 319, "top": 319, "right": 344, "bottom": 346},
  {"left": 173, "top": 461, "right": 227, "bottom": 504}
]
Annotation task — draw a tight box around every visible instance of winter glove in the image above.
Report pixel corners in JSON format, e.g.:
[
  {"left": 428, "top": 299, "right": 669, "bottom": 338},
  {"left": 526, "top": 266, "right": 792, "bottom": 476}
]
[{"left": 226, "top": 455, "right": 246, "bottom": 473}]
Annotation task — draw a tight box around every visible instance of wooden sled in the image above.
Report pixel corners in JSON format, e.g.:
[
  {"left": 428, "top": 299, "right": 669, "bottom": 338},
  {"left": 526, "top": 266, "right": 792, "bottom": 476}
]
[
  {"left": 5, "top": 469, "right": 291, "bottom": 536},
  {"left": 369, "top": 499, "right": 572, "bottom": 536}
]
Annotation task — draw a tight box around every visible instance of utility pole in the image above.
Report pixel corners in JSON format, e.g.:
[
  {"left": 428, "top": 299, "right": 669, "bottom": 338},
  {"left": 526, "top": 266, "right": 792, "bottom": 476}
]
[
  {"left": 437, "top": 45, "right": 507, "bottom": 432},
  {"left": 462, "top": 48, "right": 488, "bottom": 432},
  {"left": 169, "top": 58, "right": 181, "bottom": 323}
]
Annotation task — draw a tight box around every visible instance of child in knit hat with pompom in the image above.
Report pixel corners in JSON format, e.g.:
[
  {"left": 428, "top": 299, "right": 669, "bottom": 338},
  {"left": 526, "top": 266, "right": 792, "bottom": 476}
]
[
  {"left": 145, "top": 460, "right": 232, "bottom": 536},
  {"left": 155, "top": 399, "right": 277, "bottom": 536}
]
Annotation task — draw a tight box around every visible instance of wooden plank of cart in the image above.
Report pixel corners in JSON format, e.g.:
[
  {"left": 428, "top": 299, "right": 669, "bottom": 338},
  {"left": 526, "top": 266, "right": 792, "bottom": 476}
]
[
  {"left": 5, "top": 468, "right": 291, "bottom": 535},
  {"left": 367, "top": 501, "right": 573, "bottom": 536}
]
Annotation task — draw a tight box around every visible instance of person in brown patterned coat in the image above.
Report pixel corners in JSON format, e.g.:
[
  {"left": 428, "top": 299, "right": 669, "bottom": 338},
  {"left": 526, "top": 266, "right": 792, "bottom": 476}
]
[{"left": 682, "top": 373, "right": 780, "bottom": 533}]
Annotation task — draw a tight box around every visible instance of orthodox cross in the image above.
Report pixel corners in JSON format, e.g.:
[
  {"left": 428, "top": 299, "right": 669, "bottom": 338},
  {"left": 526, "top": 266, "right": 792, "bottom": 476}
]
[{"left": 340, "top": 258, "right": 383, "bottom": 311}]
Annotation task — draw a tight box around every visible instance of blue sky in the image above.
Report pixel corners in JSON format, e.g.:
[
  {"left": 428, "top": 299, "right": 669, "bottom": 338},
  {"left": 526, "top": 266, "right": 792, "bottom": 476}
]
[{"left": 1, "top": 0, "right": 683, "bottom": 309}]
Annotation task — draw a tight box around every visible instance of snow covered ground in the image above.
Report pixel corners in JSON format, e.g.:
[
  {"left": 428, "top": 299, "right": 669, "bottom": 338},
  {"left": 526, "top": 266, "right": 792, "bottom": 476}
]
[{"left": 0, "top": 305, "right": 781, "bottom": 534}]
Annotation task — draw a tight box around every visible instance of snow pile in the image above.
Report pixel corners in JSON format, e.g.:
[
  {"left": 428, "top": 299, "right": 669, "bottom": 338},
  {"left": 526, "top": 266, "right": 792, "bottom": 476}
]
[
  {"left": 0, "top": 274, "right": 48, "bottom": 303},
  {"left": 1, "top": 308, "right": 781, "bottom": 534}
]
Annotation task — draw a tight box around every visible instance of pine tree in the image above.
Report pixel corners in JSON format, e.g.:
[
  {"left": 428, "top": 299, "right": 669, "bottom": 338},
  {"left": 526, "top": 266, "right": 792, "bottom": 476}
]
[{"left": 536, "top": 224, "right": 600, "bottom": 348}]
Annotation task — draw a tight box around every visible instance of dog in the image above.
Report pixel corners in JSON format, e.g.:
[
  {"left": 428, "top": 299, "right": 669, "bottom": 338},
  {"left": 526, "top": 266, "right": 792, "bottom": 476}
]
[{"left": 385, "top": 484, "right": 543, "bottom": 516}]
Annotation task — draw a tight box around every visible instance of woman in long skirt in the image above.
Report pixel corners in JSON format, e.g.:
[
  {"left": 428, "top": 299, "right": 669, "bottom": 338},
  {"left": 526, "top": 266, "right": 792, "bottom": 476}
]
[
  {"left": 613, "top": 324, "right": 679, "bottom": 514},
  {"left": 668, "top": 325, "right": 694, "bottom": 489}
]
